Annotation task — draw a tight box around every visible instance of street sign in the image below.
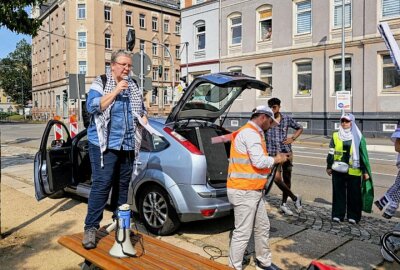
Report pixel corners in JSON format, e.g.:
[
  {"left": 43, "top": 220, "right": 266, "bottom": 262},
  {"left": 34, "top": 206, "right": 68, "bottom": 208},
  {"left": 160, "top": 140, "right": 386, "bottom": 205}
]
[
  {"left": 336, "top": 91, "right": 351, "bottom": 110},
  {"left": 131, "top": 75, "right": 152, "bottom": 91},
  {"left": 132, "top": 52, "right": 152, "bottom": 76}
]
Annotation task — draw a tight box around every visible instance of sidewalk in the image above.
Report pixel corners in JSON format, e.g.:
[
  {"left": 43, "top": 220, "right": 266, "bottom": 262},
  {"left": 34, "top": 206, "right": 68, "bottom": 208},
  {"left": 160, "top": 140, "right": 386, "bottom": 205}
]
[{"left": 296, "top": 134, "right": 396, "bottom": 154}]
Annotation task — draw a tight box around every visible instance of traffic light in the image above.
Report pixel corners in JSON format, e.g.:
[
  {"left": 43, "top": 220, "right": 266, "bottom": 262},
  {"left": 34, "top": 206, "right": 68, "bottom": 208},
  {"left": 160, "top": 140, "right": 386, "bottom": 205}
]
[
  {"left": 126, "top": 29, "right": 136, "bottom": 51},
  {"left": 63, "top": 90, "right": 68, "bottom": 102},
  {"left": 158, "top": 65, "right": 163, "bottom": 78}
]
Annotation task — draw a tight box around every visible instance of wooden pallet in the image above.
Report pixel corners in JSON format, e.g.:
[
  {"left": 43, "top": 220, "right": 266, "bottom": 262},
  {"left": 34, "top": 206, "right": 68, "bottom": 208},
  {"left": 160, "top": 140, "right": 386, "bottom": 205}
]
[{"left": 58, "top": 229, "right": 232, "bottom": 270}]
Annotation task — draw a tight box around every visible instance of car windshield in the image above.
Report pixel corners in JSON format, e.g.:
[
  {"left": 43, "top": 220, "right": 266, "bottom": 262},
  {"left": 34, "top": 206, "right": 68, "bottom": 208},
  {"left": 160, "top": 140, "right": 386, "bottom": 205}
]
[{"left": 182, "top": 82, "right": 242, "bottom": 113}]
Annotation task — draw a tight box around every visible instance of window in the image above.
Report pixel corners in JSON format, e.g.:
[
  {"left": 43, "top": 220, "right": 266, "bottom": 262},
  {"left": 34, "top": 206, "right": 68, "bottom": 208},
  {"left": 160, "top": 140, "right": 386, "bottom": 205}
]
[
  {"left": 333, "top": 0, "right": 351, "bottom": 28},
  {"left": 164, "top": 19, "right": 169, "bottom": 33},
  {"left": 296, "top": 1, "right": 312, "bottom": 34},
  {"left": 140, "top": 40, "right": 145, "bottom": 51},
  {"left": 79, "top": 61, "right": 87, "bottom": 75},
  {"left": 78, "top": 32, "right": 86, "bottom": 48},
  {"left": 152, "top": 43, "right": 158, "bottom": 56},
  {"left": 126, "top": 11, "right": 132, "bottom": 25},
  {"left": 164, "top": 44, "right": 170, "bottom": 57},
  {"left": 152, "top": 67, "right": 158, "bottom": 80},
  {"left": 164, "top": 68, "right": 169, "bottom": 81},
  {"left": 258, "top": 8, "right": 272, "bottom": 41},
  {"left": 176, "top": 45, "right": 181, "bottom": 59},
  {"left": 104, "top": 6, "right": 111, "bottom": 21},
  {"left": 382, "top": 55, "right": 400, "bottom": 92},
  {"left": 175, "top": 22, "right": 181, "bottom": 35},
  {"left": 140, "top": 14, "right": 146, "bottom": 29},
  {"left": 105, "top": 62, "right": 111, "bottom": 73},
  {"left": 382, "top": 0, "right": 400, "bottom": 18},
  {"left": 258, "top": 66, "right": 272, "bottom": 97},
  {"left": 230, "top": 15, "right": 242, "bottom": 45},
  {"left": 175, "top": 69, "right": 180, "bottom": 82},
  {"left": 152, "top": 17, "right": 158, "bottom": 31},
  {"left": 105, "top": 34, "right": 111, "bottom": 49},
  {"left": 296, "top": 62, "right": 312, "bottom": 95},
  {"left": 195, "top": 22, "right": 205, "bottom": 50},
  {"left": 333, "top": 58, "right": 351, "bottom": 91},
  {"left": 77, "top": 4, "right": 86, "bottom": 19}
]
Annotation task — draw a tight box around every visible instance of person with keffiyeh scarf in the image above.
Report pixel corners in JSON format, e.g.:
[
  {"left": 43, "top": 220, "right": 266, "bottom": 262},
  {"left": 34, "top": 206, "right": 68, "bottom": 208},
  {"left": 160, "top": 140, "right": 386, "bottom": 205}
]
[
  {"left": 326, "top": 113, "right": 373, "bottom": 224},
  {"left": 82, "top": 49, "right": 147, "bottom": 249}
]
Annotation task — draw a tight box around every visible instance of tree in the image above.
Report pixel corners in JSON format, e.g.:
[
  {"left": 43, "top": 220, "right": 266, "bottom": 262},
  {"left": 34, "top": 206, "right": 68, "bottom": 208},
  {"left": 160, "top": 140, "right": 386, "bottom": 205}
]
[
  {"left": 0, "top": 39, "right": 32, "bottom": 107},
  {"left": 0, "top": 0, "right": 45, "bottom": 36}
]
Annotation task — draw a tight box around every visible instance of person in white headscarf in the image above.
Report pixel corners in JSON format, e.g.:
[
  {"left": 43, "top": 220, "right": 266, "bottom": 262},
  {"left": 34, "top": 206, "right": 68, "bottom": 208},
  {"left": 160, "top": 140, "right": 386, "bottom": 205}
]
[{"left": 326, "top": 113, "right": 372, "bottom": 224}]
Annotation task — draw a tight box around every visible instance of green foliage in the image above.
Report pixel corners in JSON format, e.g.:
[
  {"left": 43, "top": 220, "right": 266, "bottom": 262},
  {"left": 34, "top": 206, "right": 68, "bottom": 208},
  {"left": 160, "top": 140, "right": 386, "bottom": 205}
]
[
  {"left": 0, "top": 39, "right": 32, "bottom": 106},
  {"left": 0, "top": 0, "right": 45, "bottom": 36}
]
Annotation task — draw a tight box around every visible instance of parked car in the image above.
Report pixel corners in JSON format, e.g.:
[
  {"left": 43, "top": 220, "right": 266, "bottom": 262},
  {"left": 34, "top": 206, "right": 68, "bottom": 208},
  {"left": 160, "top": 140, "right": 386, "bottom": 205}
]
[{"left": 33, "top": 72, "right": 270, "bottom": 235}]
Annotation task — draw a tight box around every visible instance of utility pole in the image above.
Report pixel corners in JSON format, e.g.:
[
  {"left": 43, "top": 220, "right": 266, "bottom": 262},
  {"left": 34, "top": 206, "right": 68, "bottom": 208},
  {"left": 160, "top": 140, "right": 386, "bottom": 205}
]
[{"left": 341, "top": 0, "right": 346, "bottom": 115}]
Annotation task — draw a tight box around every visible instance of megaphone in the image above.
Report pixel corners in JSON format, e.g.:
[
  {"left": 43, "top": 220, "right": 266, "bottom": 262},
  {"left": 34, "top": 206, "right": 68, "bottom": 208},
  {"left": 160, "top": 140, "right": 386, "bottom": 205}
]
[{"left": 109, "top": 204, "right": 137, "bottom": 258}]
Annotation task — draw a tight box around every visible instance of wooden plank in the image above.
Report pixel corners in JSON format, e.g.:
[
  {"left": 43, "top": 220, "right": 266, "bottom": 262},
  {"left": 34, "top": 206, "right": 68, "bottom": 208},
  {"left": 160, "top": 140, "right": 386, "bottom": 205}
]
[{"left": 58, "top": 229, "right": 232, "bottom": 270}]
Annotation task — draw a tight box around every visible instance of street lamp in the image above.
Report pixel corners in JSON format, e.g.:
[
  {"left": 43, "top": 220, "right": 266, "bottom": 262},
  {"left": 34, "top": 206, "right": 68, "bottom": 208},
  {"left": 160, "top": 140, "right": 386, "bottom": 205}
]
[{"left": 154, "top": 42, "right": 175, "bottom": 106}]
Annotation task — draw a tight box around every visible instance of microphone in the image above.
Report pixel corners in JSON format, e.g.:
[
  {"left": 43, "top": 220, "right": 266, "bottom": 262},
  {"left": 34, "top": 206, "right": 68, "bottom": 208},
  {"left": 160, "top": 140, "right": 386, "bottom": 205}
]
[{"left": 122, "top": 76, "right": 130, "bottom": 97}]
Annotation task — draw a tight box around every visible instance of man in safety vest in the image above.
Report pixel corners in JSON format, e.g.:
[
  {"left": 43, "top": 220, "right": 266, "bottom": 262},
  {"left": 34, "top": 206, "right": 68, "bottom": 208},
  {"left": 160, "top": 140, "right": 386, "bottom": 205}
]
[{"left": 227, "top": 105, "right": 289, "bottom": 270}]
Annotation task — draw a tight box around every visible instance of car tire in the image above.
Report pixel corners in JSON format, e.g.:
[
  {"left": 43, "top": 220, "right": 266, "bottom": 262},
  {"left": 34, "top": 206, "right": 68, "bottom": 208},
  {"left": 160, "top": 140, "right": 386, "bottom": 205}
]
[{"left": 139, "top": 185, "right": 180, "bottom": 236}]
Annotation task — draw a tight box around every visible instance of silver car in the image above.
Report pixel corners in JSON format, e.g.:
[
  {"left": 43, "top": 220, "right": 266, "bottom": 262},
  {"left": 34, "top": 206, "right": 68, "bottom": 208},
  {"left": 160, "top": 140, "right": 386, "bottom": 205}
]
[{"left": 33, "top": 72, "right": 270, "bottom": 235}]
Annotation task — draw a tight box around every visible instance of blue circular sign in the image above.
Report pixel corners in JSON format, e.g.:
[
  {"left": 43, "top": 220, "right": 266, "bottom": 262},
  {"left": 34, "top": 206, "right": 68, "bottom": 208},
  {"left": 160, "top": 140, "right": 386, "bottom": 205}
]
[{"left": 338, "top": 103, "right": 344, "bottom": 108}]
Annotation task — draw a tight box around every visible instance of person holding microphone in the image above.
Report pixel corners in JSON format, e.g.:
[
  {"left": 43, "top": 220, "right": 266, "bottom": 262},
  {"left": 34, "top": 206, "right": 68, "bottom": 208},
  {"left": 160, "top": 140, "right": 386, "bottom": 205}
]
[{"left": 82, "top": 49, "right": 147, "bottom": 249}]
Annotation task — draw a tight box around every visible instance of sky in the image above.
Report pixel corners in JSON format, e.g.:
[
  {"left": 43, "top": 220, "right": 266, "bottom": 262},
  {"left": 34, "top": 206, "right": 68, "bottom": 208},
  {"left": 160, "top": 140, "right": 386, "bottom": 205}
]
[{"left": 0, "top": 28, "right": 31, "bottom": 59}]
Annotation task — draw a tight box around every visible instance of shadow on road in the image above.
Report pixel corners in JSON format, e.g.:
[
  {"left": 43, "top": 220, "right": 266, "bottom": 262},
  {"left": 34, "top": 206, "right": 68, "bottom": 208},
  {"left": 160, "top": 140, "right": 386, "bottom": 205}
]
[{"left": 0, "top": 154, "right": 35, "bottom": 169}]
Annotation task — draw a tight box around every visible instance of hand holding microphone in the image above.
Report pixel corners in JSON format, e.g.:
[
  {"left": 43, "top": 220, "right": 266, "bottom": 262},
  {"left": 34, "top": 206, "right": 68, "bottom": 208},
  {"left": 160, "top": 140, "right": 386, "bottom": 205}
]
[{"left": 115, "top": 76, "right": 129, "bottom": 95}]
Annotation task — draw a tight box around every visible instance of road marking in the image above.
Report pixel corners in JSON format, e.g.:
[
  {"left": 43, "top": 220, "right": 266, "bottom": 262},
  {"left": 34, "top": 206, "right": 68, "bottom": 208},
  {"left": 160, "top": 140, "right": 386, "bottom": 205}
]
[
  {"left": 296, "top": 153, "right": 396, "bottom": 162},
  {"left": 296, "top": 162, "right": 397, "bottom": 177}
]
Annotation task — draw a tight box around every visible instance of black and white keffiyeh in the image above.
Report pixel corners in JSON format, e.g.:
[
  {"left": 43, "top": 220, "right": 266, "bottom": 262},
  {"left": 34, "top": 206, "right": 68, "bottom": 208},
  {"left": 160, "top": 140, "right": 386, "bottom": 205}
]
[{"left": 93, "top": 72, "right": 144, "bottom": 167}]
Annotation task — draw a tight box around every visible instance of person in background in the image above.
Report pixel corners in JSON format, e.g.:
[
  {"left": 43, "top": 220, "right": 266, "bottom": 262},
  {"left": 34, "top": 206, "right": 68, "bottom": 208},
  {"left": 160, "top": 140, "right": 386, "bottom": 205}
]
[
  {"left": 82, "top": 49, "right": 147, "bottom": 249},
  {"left": 264, "top": 27, "right": 272, "bottom": 40},
  {"left": 326, "top": 113, "right": 372, "bottom": 224},
  {"left": 375, "top": 124, "right": 400, "bottom": 219},
  {"left": 266, "top": 98, "right": 303, "bottom": 216},
  {"left": 228, "top": 105, "right": 288, "bottom": 270}
]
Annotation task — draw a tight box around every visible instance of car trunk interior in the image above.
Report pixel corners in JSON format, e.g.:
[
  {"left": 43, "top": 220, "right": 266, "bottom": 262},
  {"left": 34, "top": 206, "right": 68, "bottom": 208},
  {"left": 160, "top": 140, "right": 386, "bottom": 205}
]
[{"left": 175, "top": 124, "right": 231, "bottom": 188}]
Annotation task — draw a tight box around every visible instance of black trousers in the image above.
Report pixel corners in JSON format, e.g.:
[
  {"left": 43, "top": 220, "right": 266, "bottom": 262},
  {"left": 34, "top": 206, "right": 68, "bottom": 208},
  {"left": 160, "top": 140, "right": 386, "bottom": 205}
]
[{"left": 331, "top": 171, "right": 362, "bottom": 222}]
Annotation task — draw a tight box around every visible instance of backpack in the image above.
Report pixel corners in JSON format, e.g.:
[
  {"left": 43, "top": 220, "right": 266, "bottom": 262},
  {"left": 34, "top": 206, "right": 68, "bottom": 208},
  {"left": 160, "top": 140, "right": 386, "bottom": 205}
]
[{"left": 82, "top": 75, "right": 138, "bottom": 128}]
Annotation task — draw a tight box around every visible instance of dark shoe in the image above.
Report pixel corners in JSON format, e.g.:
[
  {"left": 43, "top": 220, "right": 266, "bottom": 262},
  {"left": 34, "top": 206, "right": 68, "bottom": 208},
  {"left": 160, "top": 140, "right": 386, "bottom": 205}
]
[
  {"left": 375, "top": 197, "right": 389, "bottom": 211},
  {"left": 82, "top": 227, "right": 97, "bottom": 249},
  {"left": 255, "top": 260, "right": 280, "bottom": 270},
  {"left": 383, "top": 206, "right": 396, "bottom": 219}
]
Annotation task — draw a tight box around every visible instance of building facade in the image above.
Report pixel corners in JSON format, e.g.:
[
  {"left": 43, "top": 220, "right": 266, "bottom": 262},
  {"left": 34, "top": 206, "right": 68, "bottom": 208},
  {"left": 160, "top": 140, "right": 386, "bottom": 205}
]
[
  {"left": 0, "top": 88, "right": 17, "bottom": 113},
  {"left": 180, "top": 0, "right": 220, "bottom": 83},
  {"left": 219, "top": 0, "right": 399, "bottom": 137},
  {"left": 31, "top": 0, "right": 181, "bottom": 121}
]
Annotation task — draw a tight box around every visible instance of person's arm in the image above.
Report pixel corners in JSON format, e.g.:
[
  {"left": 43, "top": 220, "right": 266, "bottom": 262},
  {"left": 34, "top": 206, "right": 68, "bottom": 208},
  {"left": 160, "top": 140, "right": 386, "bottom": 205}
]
[
  {"left": 100, "top": 79, "right": 128, "bottom": 110},
  {"left": 242, "top": 129, "right": 288, "bottom": 169},
  {"left": 283, "top": 117, "right": 303, "bottom": 145},
  {"left": 326, "top": 137, "right": 335, "bottom": 176}
]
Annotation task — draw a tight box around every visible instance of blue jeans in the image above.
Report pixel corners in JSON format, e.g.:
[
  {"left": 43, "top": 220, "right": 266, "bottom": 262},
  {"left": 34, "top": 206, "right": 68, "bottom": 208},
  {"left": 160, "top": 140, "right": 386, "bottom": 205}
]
[{"left": 84, "top": 142, "right": 134, "bottom": 230}]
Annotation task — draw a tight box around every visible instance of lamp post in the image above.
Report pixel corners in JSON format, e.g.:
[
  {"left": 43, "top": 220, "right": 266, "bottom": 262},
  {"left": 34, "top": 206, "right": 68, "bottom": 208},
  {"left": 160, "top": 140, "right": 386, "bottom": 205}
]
[{"left": 155, "top": 42, "right": 175, "bottom": 107}]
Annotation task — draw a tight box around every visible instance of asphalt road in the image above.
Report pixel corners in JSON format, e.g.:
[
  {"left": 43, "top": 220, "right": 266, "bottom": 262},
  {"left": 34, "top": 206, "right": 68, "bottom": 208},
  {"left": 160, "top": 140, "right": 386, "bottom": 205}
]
[{"left": 1, "top": 122, "right": 397, "bottom": 207}]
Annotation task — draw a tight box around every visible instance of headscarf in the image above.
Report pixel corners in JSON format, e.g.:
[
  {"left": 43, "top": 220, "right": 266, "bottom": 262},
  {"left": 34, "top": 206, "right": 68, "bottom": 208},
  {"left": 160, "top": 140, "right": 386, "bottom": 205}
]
[{"left": 338, "top": 113, "right": 362, "bottom": 168}]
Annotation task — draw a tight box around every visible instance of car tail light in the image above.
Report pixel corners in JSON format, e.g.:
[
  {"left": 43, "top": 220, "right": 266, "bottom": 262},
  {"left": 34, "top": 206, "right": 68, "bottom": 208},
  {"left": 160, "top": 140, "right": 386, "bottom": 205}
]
[
  {"left": 163, "top": 127, "right": 203, "bottom": 155},
  {"left": 201, "top": 208, "right": 216, "bottom": 217}
]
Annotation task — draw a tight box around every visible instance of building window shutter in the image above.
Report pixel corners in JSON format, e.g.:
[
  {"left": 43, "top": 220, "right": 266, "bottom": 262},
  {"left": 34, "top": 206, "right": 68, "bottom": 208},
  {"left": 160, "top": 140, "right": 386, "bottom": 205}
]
[
  {"left": 382, "top": 0, "right": 400, "bottom": 18},
  {"left": 297, "top": 1, "right": 311, "bottom": 34}
]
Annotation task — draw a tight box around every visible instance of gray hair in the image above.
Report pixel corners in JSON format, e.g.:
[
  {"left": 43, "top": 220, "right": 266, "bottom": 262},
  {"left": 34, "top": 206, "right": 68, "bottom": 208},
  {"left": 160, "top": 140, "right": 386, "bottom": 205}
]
[{"left": 111, "top": 49, "right": 132, "bottom": 63}]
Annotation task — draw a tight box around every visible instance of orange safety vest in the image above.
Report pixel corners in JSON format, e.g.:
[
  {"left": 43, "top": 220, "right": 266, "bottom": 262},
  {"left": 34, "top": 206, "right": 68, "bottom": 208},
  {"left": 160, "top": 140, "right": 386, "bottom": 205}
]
[{"left": 227, "top": 122, "right": 271, "bottom": 190}]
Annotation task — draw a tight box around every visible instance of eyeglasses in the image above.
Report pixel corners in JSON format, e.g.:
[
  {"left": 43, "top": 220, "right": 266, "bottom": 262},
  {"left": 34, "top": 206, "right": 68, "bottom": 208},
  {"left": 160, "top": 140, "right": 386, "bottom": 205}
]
[
  {"left": 115, "top": 62, "right": 132, "bottom": 69},
  {"left": 340, "top": 119, "right": 350, "bottom": 123}
]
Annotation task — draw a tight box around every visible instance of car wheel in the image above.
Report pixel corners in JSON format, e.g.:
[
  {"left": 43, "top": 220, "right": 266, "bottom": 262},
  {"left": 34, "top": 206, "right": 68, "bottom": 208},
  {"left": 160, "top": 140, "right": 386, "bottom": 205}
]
[{"left": 139, "top": 185, "right": 180, "bottom": 236}]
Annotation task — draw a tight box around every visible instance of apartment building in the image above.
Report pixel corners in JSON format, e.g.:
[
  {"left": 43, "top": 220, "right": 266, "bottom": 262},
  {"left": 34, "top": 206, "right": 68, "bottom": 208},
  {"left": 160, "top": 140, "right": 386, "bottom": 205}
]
[
  {"left": 223, "top": 0, "right": 400, "bottom": 137},
  {"left": 180, "top": 0, "right": 220, "bottom": 83},
  {"left": 180, "top": 0, "right": 399, "bottom": 137},
  {"left": 0, "top": 88, "right": 17, "bottom": 113},
  {"left": 31, "top": 0, "right": 180, "bottom": 121}
]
